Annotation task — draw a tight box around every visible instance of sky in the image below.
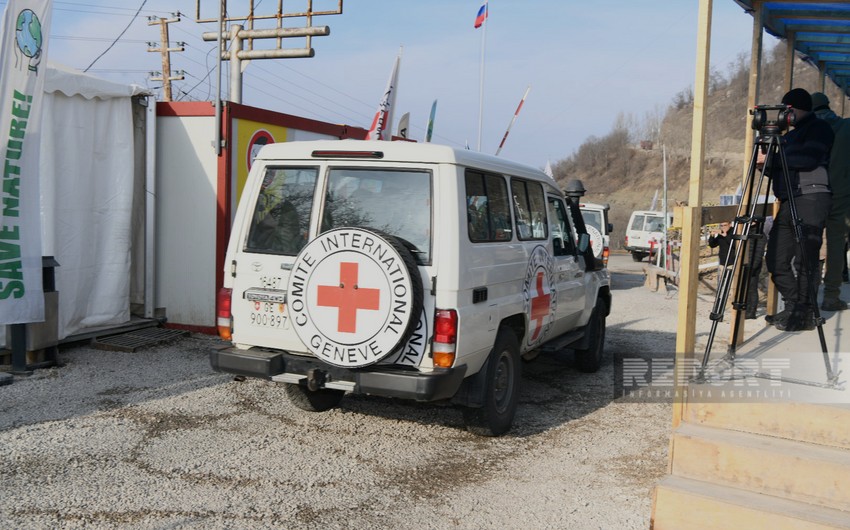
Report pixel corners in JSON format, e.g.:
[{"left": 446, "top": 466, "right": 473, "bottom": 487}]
[{"left": 16, "top": 0, "right": 775, "bottom": 169}]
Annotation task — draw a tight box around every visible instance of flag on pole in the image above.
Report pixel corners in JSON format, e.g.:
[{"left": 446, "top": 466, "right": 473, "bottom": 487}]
[
  {"left": 397, "top": 112, "right": 410, "bottom": 139},
  {"left": 0, "top": 0, "right": 52, "bottom": 324},
  {"left": 544, "top": 160, "right": 554, "bottom": 178},
  {"left": 425, "top": 99, "right": 437, "bottom": 143},
  {"left": 474, "top": 1, "right": 489, "bottom": 29},
  {"left": 366, "top": 49, "right": 402, "bottom": 141}
]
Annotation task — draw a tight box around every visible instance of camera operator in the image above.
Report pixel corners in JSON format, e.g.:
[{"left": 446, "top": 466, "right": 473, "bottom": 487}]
[{"left": 762, "top": 88, "right": 835, "bottom": 332}]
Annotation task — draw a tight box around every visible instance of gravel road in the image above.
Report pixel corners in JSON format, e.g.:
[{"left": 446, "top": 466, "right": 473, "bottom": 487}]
[{"left": 0, "top": 253, "right": 694, "bottom": 530}]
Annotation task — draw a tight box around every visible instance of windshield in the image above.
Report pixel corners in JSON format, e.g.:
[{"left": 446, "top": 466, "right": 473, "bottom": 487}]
[{"left": 322, "top": 168, "right": 432, "bottom": 265}]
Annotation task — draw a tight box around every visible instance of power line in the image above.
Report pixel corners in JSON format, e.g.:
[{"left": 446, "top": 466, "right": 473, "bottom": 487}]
[{"left": 83, "top": 0, "right": 148, "bottom": 72}]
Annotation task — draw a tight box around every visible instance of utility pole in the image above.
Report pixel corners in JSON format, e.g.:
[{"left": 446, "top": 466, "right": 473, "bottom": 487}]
[{"left": 147, "top": 14, "right": 184, "bottom": 101}]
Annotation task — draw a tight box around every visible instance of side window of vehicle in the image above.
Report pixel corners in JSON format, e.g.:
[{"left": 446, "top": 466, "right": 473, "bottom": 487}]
[
  {"left": 511, "top": 179, "right": 548, "bottom": 241},
  {"left": 246, "top": 167, "right": 318, "bottom": 255},
  {"left": 465, "top": 170, "right": 512, "bottom": 242},
  {"left": 547, "top": 196, "right": 576, "bottom": 257}
]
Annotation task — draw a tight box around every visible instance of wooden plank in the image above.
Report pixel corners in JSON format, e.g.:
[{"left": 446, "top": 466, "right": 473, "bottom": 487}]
[
  {"left": 653, "top": 475, "right": 850, "bottom": 530},
  {"left": 685, "top": 401, "right": 850, "bottom": 450},
  {"left": 671, "top": 423, "right": 850, "bottom": 511}
]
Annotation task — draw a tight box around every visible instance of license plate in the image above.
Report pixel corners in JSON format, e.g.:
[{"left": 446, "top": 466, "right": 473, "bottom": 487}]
[{"left": 249, "top": 301, "right": 289, "bottom": 329}]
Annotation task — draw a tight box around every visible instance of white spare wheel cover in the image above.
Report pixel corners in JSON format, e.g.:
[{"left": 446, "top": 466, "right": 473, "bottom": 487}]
[
  {"left": 586, "top": 225, "right": 603, "bottom": 258},
  {"left": 287, "top": 228, "right": 423, "bottom": 368}
]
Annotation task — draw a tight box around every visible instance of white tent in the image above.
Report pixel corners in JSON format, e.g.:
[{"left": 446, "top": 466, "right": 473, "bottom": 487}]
[{"left": 3, "top": 63, "right": 149, "bottom": 343}]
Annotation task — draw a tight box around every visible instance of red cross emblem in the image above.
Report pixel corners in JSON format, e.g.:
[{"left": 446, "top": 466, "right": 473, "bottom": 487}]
[
  {"left": 317, "top": 262, "right": 381, "bottom": 333},
  {"left": 529, "top": 271, "right": 551, "bottom": 341}
]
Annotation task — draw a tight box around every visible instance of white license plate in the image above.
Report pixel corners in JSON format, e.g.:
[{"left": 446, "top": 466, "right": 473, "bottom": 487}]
[{"left": 248, "top": 301, "right": 289, "bottom": 329}]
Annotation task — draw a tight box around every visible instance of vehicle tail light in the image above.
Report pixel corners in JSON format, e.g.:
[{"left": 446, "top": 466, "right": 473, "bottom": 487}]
[
  {"left": 624, "top": 235, "right": 629, "bottom": 246},
  {"left": 602, "top": 246, "right": 610, "bottom": 267},
  {"left": 217, "top": 288, "right": 233, "bottom": 341},
  {"left": 432, "top": 309, "right": 457, "bottom": 368}
]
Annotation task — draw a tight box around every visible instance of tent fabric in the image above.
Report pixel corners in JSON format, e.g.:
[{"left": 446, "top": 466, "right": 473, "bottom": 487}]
[
  {"left": 0, "top": 63, "right": 140, "bottom": 344},
  {"left": 44, "top": 60, "right": 148, "bottom": 100},
  {"left": 40, "top": 91, "right": 135, "bottom": 338}
]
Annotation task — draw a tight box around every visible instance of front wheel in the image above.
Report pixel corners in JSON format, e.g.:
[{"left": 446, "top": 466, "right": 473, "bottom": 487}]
[
  {"left": 463, "top": 329, "right": 521, "bottom": 436},
  {"left": 574, "top": 303, "right": 606, "bottom": 373},
  {"left": 284, "top": 383, "right": 345, "bottom": 412}
]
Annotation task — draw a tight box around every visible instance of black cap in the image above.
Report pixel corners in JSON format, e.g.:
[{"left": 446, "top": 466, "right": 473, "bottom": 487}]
[{"left": 782, "top": 88, "right": 812, "bottom": 112}]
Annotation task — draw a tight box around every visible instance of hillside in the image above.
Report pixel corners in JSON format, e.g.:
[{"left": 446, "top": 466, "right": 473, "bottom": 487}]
[{"left": 551, "top": 44, "right": 840, "bottom": 249}]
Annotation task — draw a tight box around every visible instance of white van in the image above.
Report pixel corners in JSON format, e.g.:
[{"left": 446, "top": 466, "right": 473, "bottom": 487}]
[
  {"left": 624, "top": 210, "right": 673, "bottom": 262},
  {"left": 211, "top": 140, "right": 611, "bottom": 436},
  {"left": 579, "top": 202, "right": 612, "bottom": 267}
]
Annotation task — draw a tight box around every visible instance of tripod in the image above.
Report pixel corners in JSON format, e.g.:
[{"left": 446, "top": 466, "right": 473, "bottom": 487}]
[{"left": 696, "top": 109, "right": 838, "bottom": 387}]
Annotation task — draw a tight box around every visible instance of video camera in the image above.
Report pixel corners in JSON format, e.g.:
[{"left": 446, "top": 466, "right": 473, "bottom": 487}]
[{"left": 750, "top": 104, "right": 795, "bottom": 136}]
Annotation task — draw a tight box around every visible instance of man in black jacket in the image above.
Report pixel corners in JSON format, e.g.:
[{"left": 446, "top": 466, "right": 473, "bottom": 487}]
[
  {"left": 708, "top": 221, "right": 733, "bottom": 290},
  {"left": 764, "top": 88, "right": 835, "bottom": 331}
]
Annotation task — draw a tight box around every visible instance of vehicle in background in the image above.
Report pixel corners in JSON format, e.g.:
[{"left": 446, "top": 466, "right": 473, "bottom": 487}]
[
  {"left": 563, "top": 179, "right": 612, "bottom": 267},
  {"left": 624, "top": 210, "right": 673, "bottom": 262},
  {"left": 578, "top": 202, "right": 612, "bottom": 267}
]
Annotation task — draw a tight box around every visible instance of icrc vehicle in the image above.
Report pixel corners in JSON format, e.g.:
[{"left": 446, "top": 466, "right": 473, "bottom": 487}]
[{"left": 211, "top": 140, "right": 611, "bottom": 436}]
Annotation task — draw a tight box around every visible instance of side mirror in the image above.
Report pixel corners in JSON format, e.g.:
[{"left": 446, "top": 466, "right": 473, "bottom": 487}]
[{"left": 607, "top": 223, "right": 614, "bottom": 232}]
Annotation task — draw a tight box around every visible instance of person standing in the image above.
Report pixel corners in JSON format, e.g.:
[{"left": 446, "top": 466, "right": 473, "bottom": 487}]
[
  {"left": 811, "top": 92, "right": 850, "bottom": 311},
  {"left": 708, "top": 221, "right": 733, "bottom": 290},
  {"left": 764, "top": 88, "right": 835, "bottom": 331},
  {"left": 744, "top": 216, "right": 771, "bottom": 319}
]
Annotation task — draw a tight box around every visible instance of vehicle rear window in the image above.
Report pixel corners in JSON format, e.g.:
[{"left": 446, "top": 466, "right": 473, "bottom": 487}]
[
  {"left": 582, "top": 209, "right": 603, "bottom": 233},
  {"left": 245, "top": 167, "right": 318, "bottom": 255},
  {"left": 646, "top": 216, "right": 665, "bottom": 232},
  {"left": 630, "top": 214, "right": 646, "bottom": 231},
  {"left": 321, "top": 168, "right": 432, "bottom": 265}
]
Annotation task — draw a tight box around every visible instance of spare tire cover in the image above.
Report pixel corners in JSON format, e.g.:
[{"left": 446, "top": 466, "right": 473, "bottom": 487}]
[
  {"left": 286, "top": 227, "right": 423, "bottom": 368},
  {"left": 586, "top": 225, "right": 604, "bottom": 258}
]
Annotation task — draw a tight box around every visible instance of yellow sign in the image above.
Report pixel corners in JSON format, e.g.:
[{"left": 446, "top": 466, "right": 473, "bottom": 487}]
[{"left": 234, "top": 119, "right": 288, "bottom": 204}]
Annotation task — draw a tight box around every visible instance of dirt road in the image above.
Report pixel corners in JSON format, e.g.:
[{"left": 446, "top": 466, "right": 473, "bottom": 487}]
[{"left": 0, "top": 253, "right": 681, "bottom": 529}]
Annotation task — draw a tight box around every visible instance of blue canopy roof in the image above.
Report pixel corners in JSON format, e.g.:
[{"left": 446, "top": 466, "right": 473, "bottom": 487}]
[{"left": 733, "top": 1, "right": 850, "bottom": 95}]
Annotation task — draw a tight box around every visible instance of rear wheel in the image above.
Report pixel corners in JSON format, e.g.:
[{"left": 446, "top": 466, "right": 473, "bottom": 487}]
[
  {"left": 574, "top": 303, "right": 606, "bottom": 373},
  {"left": 284, "top": 383, "right": 345, "bottom": 412},
  {"left": 463, "top": 329, "right": 521, "bottom": 436},
  {"left": 631, "top": 251, "right": 646, "bottom": 262}
]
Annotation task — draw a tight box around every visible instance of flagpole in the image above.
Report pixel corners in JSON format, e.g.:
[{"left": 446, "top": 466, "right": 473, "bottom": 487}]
[{"left": 477, "top": 3, "right": 487, "bottom": 151}]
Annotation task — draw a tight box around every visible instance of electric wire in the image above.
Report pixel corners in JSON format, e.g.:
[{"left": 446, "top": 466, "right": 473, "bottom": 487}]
[{"left": 83, "top": 0, "right": 148, "bottom": 72}]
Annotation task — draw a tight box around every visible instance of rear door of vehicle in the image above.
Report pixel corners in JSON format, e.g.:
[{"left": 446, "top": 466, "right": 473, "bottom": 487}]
[
  {"left": 229, "top": 163, "right": 321, "bottom": 352},
  {"left": 628, "top": 213, "right": 649, "bottom": 249}
]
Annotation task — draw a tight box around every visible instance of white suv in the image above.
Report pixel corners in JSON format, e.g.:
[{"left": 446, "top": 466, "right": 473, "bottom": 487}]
[
  {"left": 211, "top": 140, "right": 611, "bottom": 436},
  {"left": 579, "top": 202, "right": 612, "bottom": 267}
]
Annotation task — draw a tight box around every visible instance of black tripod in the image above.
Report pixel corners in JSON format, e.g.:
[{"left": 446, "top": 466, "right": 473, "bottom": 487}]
[{"left": 696, "top": 105, "right": 838, "bottom": 387}]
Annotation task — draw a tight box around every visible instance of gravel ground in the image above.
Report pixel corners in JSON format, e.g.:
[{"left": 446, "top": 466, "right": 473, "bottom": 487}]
[{"left": 0, "top": 254, "right": 706, "bottom": 530}]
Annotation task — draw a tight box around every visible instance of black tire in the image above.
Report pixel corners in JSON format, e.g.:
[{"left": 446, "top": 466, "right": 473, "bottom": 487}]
[
  {"left": 631, "top": 251, "right": 646, "bottom": 262},
  {"left": 367, "top": 229, "right": 425, "bottom": 352},
  {"left": 574, "top": 303, "right": 606, "bottom": 373},
  {"left": 463, "top": 329, "right": 521, "bottom": 436},
  {"left": 284, "top": 383, "right": 345, "bottom": 412}
]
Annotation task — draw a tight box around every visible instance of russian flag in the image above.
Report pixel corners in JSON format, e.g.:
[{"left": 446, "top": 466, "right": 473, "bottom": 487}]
[{"left": 474, "top": 1, "right": 488, "bottom": 28}]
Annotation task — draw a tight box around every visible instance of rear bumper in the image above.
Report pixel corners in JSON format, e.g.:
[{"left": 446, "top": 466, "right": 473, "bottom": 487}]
[
  {"left": 624, "top": 246, "right": 656, "bottom": 254},
  {"left": 210, "top": 346, "right": 467, "bottom": 402}
]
